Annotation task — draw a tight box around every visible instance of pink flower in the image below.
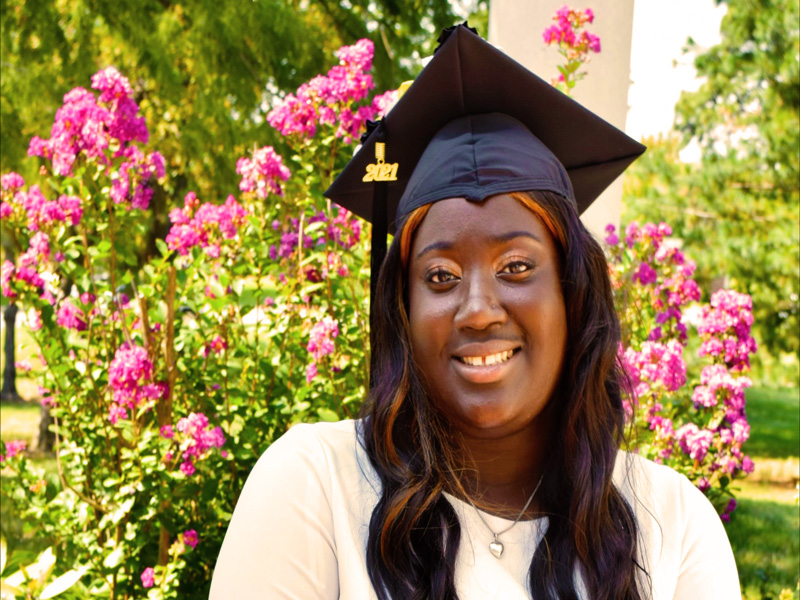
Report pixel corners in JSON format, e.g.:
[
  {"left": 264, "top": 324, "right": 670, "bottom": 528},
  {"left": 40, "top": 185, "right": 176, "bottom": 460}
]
[
  {"left": 0, "top": 440, "right": 27, "bottom": 462},
  {"left": 372, "top": 89, "right": 398, "bottom": 118},
  {"left": 306, "top": 361, "right": 318, "bottom": 383},
  {"left": 632, "top": 262, "right": 657, "bottom": 286},
  {"left": 91, "top": 66, "right": 133, "bottom": 104},
  {"left": 697, "top": 290, "right": 757, "bottom": 371},
  {"left": 108, "top": 403, "right": 127, "bottom": 424},
  {"left": 183, "top": 529, "right": 199, "bottom": 549},
  {"left": 1, "top": 172, "right": 24, "bottom": 191},
  {"left": 619, "top": 340, "right": 686, "bottom": 394},
  {"left": 676, "top": 424, "right": 714, "bottom": 462},
  {"left": 603, "top": 223, "right": 619, "bottom": 246},
  {"left": 720, "top": 498, "right": 737, "bottom": 522},
  {"left": 140, "top": 567, "right": 155, "bottom": 588},
  {"left": 267, "top": 40, "right": 377, "bottom": 141},
  {"left": 335, "top": 38, "right": 374, "bottom": 72},
  {"left": 307, "top": 317, "right": 339, "bottom": 362},
  {"left": 585, "top": 32, "right": 601, "bottom": 53},
  {"left": 204, "top": 335, "right": 227, "bottom": 357},
  {"left": 172, "top": 412, "right": 226, "bottom": 476},
  {"left": 160, "top": 425, "right": 174, "bottom": 439},
  {"left": 56, "top": 299, "right": 88, "bottom": 331},
  {"left": 236, "top": 146, "right": 291, "bottom": 199},
  {"left": 1, "top": 261, "right": 16, "bottom": 298},
  {"left": 166, "top": 193, "right": 248, "bottom": 257},
  {"left": 741, "top": 455, "right": 755, "bottom": 474},
  {"left": 107, "top": 343, "right": 164, "bottom": 422}
]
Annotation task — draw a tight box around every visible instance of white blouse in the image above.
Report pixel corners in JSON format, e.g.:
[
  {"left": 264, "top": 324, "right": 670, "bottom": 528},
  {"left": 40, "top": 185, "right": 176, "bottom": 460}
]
[{"left": 210, "top": 420, "right": 740, "bottom": 599}]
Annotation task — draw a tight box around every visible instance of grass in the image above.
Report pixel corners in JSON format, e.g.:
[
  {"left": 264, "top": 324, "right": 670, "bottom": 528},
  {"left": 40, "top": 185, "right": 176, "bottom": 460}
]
[
  {"left": 746, "top": 387, "right": 800, "bottom": 461},
  {"left": 0, "top": 401, "right": 42, "bottom": 447},
  {"left": 727, "top": 480, "right": 799, "bottom": 600}
]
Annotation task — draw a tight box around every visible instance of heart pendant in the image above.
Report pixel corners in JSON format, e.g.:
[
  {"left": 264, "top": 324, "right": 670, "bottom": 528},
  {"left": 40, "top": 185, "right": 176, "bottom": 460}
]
[{"left": 489, "top": 540, "right": 504, "bottom": 559}]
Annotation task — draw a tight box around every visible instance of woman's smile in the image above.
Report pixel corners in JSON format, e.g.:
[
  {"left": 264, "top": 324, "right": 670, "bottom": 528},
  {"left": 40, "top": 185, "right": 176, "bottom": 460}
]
[{"left": 408, "top": 193, "right": 567, "bottom": 437}]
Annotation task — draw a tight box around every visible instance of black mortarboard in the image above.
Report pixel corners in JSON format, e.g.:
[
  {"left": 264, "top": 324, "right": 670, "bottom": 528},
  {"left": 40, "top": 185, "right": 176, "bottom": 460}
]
[
  {"left": 325, "top": 24, "right": 645, "bottom": 232},
  {"left": 323, "top": 24, "right": 645, "bottom": 381}
]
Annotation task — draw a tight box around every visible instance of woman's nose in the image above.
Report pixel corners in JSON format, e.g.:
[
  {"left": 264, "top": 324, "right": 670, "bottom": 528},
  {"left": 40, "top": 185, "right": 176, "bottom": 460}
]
[{"left": 453, "top": 275, "right": 507, "bottom": 331}]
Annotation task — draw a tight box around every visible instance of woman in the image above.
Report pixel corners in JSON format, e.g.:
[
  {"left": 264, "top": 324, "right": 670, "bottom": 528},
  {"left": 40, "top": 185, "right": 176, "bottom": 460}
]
[{"left": 210, "top": 26, "right": 740, "bottom": 599}]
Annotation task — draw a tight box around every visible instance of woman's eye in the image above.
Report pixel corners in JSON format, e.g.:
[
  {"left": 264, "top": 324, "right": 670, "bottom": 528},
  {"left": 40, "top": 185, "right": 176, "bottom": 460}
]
[
  {"left": 427, "top": 268, "right": 458, "bottom": 284},
  {"left": 502, "top": 260, "right": 533, "bottom": 275}
]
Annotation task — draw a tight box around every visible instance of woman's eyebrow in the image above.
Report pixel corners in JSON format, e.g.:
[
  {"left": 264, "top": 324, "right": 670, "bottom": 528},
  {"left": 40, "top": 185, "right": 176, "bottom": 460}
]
[{"left": 415, "top": 231, "right": 542, "bottom": 259}]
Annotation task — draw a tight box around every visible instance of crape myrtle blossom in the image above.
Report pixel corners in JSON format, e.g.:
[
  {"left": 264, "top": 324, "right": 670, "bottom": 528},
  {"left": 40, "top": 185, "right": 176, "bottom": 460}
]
[
  {"left": 107, "top": 343, "right": 167, "bottom": 424},
  {"left": 696, "top": 289, "right": 757, "bottom": 371},
  {"left": 110, "top": 146, "right": 166, "bottom": 210},
  {"left": 676, "top": 423, "right": 714, "bottom": 462},
  {"left": 204, "top": 335, "right": 228, "bottom": 357},
  {"left": 172, "top": 412, "right": 226, "bottom": 476},
  {"left": 0, "top": 440, "right": 27, "bottom": 462},
  {"left": 620, "top": 340, "right": 687, "bottom": 397},
  {"left": 26, "top": 67, "right": 164, "bottom": 211},
  {"left": 608, "top": 221, "right": 701, "bottom": 343},
  {"left": 267, "top": 39, "right": 395, "bottom": 144},
  {"left": 691, "top": 364, "right": 752, "bottom": 412},
  {"left": 542, "top": 6, "right": 601, "bottom": 90},
  {"left": 0, "top": 183, "right": 83, "bottom": 233},
  {"left": 306, "top": 316, "right": 339, "bottom": 382},
  {"left": 608, "top": 219, "right": 757, "bottom": 518},
  {"left": 56, "top": 298, "right": 88, "bottom": 331},
  {"left": 166, "top": 192, "right": 248, "bottom": 257},
  {"left": 236, "top": 146, "right": 291, "bottom": 199},
  {"left": 1, "top": 260, "right": 46, "bottom": 299},
  {"left": 140, "top": 567, "right": 155, "bottom": 588},
  {"left": 182, "top": 529, "right": 199, "bottom": 549},
  {"left": 542, "top": 6, "right": 601, "bottom": 52},
  {"left": 1, "top": 171, "right": 24, "bottom": 191},
  {"left": 28, "top": 67, "right": 147, "bottom": 175}
]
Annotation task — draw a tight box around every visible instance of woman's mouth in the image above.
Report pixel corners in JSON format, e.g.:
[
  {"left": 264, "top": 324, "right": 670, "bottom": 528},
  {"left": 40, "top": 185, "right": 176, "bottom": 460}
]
[
  {"left": 457, "top": 348, "right": 517, "bottom": 366},
  {"left": 452, "top": 347, "right": 521, "bottom": 383}
]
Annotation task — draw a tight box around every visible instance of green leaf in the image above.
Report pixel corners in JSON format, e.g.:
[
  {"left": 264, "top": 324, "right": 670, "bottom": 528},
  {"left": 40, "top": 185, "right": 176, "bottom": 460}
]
[
  {"left": 316, "top": 408, "right": 339, "bottom": 422},
  {"left": 102, "top": 546, "right": 124, "bottom": 569},
  {"left": 40, "top": 565, "right": 89, "bottom": 599}
]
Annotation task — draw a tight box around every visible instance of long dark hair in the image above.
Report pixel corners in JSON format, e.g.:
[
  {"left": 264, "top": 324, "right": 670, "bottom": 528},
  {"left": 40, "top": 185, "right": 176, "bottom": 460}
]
[{"left": 360, "top": 191, "right": 645, "bottom": 599}]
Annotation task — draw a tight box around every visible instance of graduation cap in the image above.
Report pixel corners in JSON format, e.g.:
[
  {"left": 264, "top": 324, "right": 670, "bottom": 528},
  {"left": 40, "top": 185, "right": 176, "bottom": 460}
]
[{"left": 323, "top": 24, "right": 645, "bottom": 373}]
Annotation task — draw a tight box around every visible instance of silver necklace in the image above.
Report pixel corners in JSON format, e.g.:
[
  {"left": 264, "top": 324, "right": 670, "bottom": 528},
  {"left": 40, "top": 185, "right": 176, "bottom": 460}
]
[{"left": 464, "top": 474, "right": 544, "bottom": 559}]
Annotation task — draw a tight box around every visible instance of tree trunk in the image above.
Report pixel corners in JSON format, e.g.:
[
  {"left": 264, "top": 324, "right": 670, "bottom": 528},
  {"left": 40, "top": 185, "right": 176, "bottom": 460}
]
[
  {"left": 1, "top": 303, "right": 21, "bottom": 403},
  {"left": 35, "top": 402, "right": 55, "bottom": 453}
]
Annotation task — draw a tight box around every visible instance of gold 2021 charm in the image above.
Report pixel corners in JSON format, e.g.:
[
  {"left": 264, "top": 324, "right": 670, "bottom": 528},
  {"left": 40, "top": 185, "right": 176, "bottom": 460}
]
[{"left": 363, "top": 142, "right": 398, "bottom": 182}]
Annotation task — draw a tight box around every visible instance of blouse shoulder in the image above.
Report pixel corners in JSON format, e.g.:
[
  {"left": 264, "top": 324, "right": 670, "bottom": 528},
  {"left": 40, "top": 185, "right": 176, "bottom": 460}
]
[
  {"left": 209, "top": 419, "right": 366, "bottom": 599},
  {"left": 614, "top": 451, "right": 741, "bottom": 600}
]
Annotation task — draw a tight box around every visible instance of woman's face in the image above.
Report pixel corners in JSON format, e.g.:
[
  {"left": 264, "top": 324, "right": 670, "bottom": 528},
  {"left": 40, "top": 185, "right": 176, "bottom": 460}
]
[{"left": 407, "top": 194, "right": 567, "bottom": 439}]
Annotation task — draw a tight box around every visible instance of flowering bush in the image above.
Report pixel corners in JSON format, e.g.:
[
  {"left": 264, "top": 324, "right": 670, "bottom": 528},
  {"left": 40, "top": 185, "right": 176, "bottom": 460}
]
[
  {"left": 542, "top": 5, "right": 601, "bottom": 94},
  {"left": 1, "top": 40, "right": 391, "bottom": 598},
  {"left": 606, "top": 222, "right": 756, "bottom": 520}
]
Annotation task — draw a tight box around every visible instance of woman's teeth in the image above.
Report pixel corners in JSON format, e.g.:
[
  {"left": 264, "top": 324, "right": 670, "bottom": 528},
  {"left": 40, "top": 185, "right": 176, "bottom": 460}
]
[{"left": 460, "top": 350, "right": 515, "bottom": 366}]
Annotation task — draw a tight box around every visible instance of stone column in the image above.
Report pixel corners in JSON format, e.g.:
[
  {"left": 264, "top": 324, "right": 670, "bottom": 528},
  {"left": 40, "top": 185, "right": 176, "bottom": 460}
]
[{"left": 488, "top": 0, "right": 636, "bottom": 239}]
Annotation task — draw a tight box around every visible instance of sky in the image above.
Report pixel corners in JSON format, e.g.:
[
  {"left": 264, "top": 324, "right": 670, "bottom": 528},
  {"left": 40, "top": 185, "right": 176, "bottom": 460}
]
[{"left": 626, "top": 0, "right": 727, "bottom": 149}]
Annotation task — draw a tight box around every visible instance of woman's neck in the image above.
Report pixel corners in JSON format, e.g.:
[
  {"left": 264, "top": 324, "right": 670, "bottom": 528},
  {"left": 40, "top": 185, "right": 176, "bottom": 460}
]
[{"left": 456, "top": 423, "right": 551, "bottom": 519}]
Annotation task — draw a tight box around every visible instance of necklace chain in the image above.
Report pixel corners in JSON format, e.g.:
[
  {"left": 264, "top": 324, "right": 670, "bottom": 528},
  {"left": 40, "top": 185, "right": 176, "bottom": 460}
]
[{"left": 464, "top": 474, "right": 544, "bottom": 559}]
